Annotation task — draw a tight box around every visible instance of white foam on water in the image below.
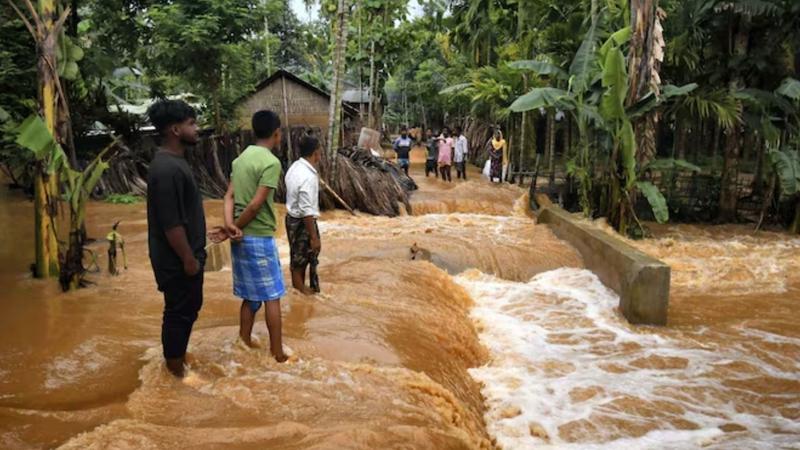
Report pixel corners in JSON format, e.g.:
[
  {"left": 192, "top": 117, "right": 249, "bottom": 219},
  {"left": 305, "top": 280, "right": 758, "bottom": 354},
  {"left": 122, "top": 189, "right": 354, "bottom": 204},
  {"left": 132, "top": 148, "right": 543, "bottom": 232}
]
[
  {"left": 44, "top": 336, "right": 114, "bottom": 390},
  {"left": 456, "top": 268, "right": 800, "bottom": 450}
]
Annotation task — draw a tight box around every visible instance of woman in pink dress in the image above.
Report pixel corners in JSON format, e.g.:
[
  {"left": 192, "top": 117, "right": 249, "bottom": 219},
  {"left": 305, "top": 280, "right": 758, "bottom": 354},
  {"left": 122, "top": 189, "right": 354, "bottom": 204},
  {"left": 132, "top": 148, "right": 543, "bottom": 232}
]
[{"left": 437, "top": 128, "right": 454, "bottom": 182}]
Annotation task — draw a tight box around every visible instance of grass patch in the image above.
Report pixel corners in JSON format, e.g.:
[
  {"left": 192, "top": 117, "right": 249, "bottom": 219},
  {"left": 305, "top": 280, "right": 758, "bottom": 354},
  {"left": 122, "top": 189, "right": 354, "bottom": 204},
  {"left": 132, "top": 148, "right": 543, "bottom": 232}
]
[{"left": 104, "top": 194, "right": 143, "bottom": 204}]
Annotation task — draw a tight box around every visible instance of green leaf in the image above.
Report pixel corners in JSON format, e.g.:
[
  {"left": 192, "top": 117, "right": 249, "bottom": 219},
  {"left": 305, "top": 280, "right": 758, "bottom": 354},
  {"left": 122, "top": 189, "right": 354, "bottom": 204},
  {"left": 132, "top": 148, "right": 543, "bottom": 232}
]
[
  {"left": 14, "top": 115, "right": 58, "bottom": 161},
  {"left": 509, "top": 87, "right": 569, "bottom": 112},
  {"left": 438, "top": 83, "right": 471, "bottom": 95},
  {"left": 636, "top": 181, "right": 669, "bottom": 223},
  {"left": 644, "top": 158, "right": 702, "bottom": 173},
  {"left": 621, "top": 120, "right": 636, "bottom": 188},
  {"left": 507, "top": 60, "right": 568, "bottom": 79},
  {"left": 776, "top": 78, "right": 800, "bottom": 101},
  {"left": 599, "top": 27, "right": 631, "bottom": 62},
  {"left": 569, "top": 22, "right": 598, "bottom": 94},
  {"left": 0, "top": 106, "right": 10, "bottom": 122},
  {"left": 767, "top": 148, "right": 800, "bottom": 196},
  {"left": 600, "top": 47, "right": 628, "bottom": 122},
  {"left": 662, "top": 83, "right": 698, "bottom": 98}
]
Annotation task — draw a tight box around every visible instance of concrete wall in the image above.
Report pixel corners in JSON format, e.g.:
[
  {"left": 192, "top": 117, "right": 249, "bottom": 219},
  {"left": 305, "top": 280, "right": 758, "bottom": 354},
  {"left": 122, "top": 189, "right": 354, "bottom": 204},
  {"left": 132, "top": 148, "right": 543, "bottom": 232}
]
[{"left": 537, "top": 206, "right": 671, "bottom": 325}]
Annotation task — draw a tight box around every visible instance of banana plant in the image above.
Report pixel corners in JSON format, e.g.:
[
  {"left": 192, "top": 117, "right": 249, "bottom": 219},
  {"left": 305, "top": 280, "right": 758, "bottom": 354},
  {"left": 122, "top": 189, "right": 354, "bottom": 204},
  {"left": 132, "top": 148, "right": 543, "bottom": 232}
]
[
  {"left": 766, "top": 147, "right": 800, "bottom": 233},
  {"left": 14, "top": 114, "right": 112, "bottom": 290},
  {"left": 509, "top": 22, "right": 602, "bottom": 216}
]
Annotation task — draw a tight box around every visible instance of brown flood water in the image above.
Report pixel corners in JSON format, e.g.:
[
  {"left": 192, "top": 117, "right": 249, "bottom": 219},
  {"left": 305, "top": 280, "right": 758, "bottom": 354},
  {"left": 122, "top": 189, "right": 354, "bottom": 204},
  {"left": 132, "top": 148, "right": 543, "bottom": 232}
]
[{"left": 0, "top": 161, "right": 798, "bottom": 449}]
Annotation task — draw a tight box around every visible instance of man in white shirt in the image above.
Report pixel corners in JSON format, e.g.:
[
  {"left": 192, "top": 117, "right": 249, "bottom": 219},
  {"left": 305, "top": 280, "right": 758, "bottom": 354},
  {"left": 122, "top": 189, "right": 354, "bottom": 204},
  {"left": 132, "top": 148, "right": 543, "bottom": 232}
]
[
  {"left": 454, "top": 126, "right": 469, "bottom": 180},
  {"left": 284, "top": 135, "right": 322, "bottom": 295}
]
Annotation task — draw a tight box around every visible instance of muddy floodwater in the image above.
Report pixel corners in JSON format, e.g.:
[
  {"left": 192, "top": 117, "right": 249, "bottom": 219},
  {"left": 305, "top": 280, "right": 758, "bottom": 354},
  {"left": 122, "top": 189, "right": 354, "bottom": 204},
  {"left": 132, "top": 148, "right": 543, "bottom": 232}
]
[{"left": 0, "top": 163, "right": 798, "bottom": 449}]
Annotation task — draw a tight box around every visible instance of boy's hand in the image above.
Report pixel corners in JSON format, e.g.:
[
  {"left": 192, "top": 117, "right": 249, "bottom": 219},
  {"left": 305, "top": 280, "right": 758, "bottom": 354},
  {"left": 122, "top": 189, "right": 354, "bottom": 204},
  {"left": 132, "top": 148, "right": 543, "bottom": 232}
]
[
  {"left": 208, "top": 226, "right": 229, "bottom": 244},
  {"left": 310, "top": 236, "right": 321, "bottom": 255},
  {"left": 226, "top": 223, "right": 244, "bottom": 242}
]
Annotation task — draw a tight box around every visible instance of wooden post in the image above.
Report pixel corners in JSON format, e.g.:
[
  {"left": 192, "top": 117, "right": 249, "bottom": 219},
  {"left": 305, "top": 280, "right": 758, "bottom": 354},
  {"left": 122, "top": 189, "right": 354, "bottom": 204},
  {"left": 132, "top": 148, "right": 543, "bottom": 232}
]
[{"left": 280, "top": 74, "right": 293, "bottom": 159}]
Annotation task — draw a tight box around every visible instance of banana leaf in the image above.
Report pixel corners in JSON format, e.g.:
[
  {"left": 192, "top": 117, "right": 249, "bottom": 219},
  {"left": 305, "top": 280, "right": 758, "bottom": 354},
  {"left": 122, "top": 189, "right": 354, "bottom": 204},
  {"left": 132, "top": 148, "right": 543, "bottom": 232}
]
[
  {"left": 768, "top": 148, "right": 800, "bottom": 196},
  {"left": 510, "top": 87, "right": 569, "bottom": 112},
  {"left": 599, "top": 26, "right": 631, "bottom": 62},
  {"left": 643, "top": 158, "right": 702, "bottom": 173},
  {"left": 621, "top": 120, "right": 636, "bottom": 189},
  {"left": 15, "top": 115, "right": 60, "bottom": 162},
  {"left": 600, "top": 47, "right": 628, "bottom": 122},
  {"left": 627, "top": 83, "right": 698, "bottom": 118},
  {"left": 636, "top": 181, "right": 669, "bottom": 223},
  {"left": 776, "top": 77, "right": 800, "bottom": 101},
  {"left": 507, "top": 60, "right": 568, "bottom": 80},
  {"left": 439, "top": 83, "right": 471, "bottom": 95},
  {"left": 569, "top": 22, "right": 598, "bottom": 94}
]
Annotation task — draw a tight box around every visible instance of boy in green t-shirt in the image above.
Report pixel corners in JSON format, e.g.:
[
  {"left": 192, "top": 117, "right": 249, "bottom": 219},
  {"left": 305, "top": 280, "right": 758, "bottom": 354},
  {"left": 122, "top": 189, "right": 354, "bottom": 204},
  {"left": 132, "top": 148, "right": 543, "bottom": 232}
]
[{"left": 221, "top": 110, "right": 288, "bottom": 362}]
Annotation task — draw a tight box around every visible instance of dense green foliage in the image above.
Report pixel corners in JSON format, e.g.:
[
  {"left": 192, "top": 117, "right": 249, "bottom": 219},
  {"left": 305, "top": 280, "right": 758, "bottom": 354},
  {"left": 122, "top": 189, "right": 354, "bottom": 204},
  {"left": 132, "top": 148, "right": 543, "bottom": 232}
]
[{"left": 2, "top": 0, "right": 799, "bottom": 233}]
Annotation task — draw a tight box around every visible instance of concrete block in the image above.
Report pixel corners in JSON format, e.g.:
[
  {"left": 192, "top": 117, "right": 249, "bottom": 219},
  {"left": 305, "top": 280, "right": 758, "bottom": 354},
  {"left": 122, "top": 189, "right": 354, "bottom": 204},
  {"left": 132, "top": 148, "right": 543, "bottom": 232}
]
[{"left": 537, "top": 206, "right": 670, "bottom": 325}]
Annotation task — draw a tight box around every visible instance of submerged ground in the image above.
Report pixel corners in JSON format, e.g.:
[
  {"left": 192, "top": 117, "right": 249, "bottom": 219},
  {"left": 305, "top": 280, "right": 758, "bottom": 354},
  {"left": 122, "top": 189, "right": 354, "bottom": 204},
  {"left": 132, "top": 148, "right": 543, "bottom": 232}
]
[{"left": 0, "top": 162, "right": 798, "bottom": 449}]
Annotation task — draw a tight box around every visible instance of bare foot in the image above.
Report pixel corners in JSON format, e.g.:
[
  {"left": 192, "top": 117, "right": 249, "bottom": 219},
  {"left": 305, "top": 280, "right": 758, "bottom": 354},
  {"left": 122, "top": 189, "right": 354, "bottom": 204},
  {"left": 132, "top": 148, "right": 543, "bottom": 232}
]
[
  {"left": 271, "top": 345, "right": 290, "bottom": 363},
  {"left": 293, "top": 284, "right": 316, "bottom": 296},
  {"left": 237, "top": 334, "right": 261, "bottom": 349},
  {"left": 300, "top": 286, "right": 316, "bottom": 296}
]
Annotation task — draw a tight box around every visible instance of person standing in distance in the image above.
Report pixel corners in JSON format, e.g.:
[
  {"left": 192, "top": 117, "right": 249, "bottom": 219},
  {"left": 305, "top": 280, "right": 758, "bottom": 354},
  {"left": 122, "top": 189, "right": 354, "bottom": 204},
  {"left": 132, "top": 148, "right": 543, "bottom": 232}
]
[
  {"left": 285, "top": 135, "right": 322, "bottom": 295},
  {"left": 146, "top": 99, "right": 206, "bottom": 378}
]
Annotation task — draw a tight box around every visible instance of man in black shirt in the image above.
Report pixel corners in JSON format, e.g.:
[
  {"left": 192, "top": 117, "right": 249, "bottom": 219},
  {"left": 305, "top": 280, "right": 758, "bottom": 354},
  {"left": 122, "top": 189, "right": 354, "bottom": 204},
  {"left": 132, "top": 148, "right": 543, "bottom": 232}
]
[{"left": 146, "top": 99, "right": 206, "bottom": 377}]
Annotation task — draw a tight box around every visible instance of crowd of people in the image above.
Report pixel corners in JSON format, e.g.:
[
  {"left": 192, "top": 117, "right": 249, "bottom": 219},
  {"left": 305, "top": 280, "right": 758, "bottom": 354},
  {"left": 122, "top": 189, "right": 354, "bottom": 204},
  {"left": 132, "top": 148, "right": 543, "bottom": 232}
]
[
  {"left": 393, "top": 126, "right": 510, "bottom": 184},
  {"left": 146, "top": 98, "right": 515, "bottom": 378},
  {"left": 146, "top": 99, "right": 321, "bottom": 376}
]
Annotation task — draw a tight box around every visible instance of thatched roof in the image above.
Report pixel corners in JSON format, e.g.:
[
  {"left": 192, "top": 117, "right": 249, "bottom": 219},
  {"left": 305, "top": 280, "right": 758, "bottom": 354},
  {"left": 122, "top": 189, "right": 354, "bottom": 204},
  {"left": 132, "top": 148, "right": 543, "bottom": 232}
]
[{"left": 248, "top": 69, "right": 359, "bottom": 117}]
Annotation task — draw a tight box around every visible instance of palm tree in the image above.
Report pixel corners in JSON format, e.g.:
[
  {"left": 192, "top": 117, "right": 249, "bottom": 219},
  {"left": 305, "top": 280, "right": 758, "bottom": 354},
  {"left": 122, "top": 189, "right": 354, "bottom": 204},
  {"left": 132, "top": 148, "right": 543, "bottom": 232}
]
[{"left": 326, "top": 0, "right": 350, "bottom": 165}]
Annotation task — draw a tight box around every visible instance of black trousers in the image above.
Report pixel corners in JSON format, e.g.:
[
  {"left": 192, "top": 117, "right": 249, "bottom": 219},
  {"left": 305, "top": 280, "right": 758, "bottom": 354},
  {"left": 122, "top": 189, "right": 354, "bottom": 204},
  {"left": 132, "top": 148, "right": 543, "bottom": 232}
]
[
  {"left": 455, "top": 162, "right": 467, "bottom": 179},
  {"left": 161, "top": 271, "right": 204, "bottom": 359},
  {"left": 425, "top": 159, "right": 438, "bottom": 177},
  {"left": 440, "top": 164, "right": 452, "bottom": 182}
]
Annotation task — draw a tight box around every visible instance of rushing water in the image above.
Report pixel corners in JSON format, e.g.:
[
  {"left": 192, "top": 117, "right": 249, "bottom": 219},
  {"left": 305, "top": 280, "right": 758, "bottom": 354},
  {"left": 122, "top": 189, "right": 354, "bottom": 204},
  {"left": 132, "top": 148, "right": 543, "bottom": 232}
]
[{"left": 0, "top": 164, "right": 798, "bottom": 449}]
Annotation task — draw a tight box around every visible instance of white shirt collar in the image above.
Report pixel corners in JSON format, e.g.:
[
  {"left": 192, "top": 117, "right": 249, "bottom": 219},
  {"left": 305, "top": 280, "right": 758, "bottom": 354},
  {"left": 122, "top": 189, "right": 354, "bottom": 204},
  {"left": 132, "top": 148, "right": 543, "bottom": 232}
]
[{"left": 298, "top": 157, "right": 318, "bottom": 174}]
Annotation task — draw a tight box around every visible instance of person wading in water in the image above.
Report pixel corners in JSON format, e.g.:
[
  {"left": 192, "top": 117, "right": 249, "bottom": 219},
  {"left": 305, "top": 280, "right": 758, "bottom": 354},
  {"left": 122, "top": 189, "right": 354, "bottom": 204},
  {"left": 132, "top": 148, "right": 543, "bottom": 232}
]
[
  {"left": 393, "top": 126, "right": 413, "bottom": 177},
  {"left": 424, "top": 128, "right": 439, "bottom": 178},
  {"left": 437, "top": 127, "right": 455, "bottom": 182},
  {"left": 454, "top": 126, "right": 469, "bottom": 180},
  {"left": 223, "top": 110, "right": 289, "bottom": 363},
  {"left": 285, "top": 135, "right": 322, "bottom": 295},
  {"left": 145, "top": 99, "right": 206, "bottom": 378}
]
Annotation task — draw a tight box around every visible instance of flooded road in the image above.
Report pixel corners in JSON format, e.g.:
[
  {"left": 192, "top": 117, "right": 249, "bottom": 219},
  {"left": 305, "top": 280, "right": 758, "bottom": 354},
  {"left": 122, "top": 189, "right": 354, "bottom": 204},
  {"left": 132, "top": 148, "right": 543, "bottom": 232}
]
[{"left": 0, "top": 163, "right": 798, "bottom": 449}]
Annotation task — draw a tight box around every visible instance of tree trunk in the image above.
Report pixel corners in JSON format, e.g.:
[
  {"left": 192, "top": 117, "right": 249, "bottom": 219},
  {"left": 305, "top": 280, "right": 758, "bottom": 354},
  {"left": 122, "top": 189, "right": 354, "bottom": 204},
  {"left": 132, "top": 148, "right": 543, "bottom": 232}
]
[
  {"left": 547, "top": 110, "right": 556, "bottom": 186},
  {"left": 718, "top": 14, "right": 749, "bottom": 222},
  {"left": 752, "top": 137, "right": 765, "bottom": 195},
  {"left": 719, "top": 125, "right": 741, "bottom": 222},
  {"left": 627, "top": 0, "right": 662, "bottom": 169},
  {"left": 367, "top": 39, "right": 376, "bottom": 129},
  {"left": 327, "top": 0, "right": 350, "bottom": 165},
  {"left": 281, "top": 75, "right": 293, "bottom": 158},
  {"left": 33, "top": 0, "right": 61, "bottom": 279},
  {"left": 711, "top": 123, "right": 721, "bottom": 169},
  {"left": 675, "top": 119, "right": 688, "bottom": 159}
]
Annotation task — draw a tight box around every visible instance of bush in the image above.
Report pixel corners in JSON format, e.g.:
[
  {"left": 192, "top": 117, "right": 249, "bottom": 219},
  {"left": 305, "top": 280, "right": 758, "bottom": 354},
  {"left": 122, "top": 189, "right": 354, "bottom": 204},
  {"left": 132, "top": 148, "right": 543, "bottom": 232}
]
[{"left": 105, "top": 194, "right": 142, "bottom": 204}]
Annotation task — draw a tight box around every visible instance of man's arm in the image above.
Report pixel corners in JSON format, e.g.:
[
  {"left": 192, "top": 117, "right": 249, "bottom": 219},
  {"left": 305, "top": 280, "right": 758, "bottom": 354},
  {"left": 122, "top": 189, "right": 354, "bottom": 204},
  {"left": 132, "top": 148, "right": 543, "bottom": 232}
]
[
  {"left": 153, "top": 172, "right": 199, "bottom": 275},
  {"left": 297, "top": 181, "right": 320, "bottom": 253},
  {"left": 303, "top": 216, "right": 320, "bottom": 253},
  {"left": 223, "top": 182, "right": 242, "bottom": 240},
  {"left": 165, "top": 225, "right": 199, "bottom": 275},
  {"left": 234, "top": 186, "right": 270, "bottom": 230}
]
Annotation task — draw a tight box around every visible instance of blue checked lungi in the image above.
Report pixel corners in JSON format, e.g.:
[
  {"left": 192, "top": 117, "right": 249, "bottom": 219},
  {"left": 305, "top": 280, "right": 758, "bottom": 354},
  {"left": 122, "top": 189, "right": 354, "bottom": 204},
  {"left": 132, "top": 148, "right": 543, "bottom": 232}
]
[{"left": 231, "top": 235, "right": 286, "bottom": 302}]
